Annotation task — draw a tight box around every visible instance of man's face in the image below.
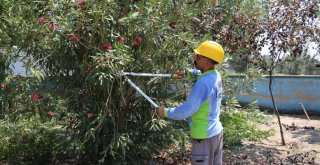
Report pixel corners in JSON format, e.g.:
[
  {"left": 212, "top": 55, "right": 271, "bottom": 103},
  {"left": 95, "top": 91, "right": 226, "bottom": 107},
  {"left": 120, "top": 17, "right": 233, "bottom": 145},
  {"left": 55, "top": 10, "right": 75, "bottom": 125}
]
[{"left": 193, "top": 54, "right": 207, "bottom": 70}]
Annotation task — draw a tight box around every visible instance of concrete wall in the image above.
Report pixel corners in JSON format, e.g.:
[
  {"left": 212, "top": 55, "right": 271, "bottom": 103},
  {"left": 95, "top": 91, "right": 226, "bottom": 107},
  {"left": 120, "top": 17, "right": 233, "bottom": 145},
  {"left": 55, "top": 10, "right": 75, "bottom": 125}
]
[{"left": 227, "top": 75, "right": 320, "bottom": 115}]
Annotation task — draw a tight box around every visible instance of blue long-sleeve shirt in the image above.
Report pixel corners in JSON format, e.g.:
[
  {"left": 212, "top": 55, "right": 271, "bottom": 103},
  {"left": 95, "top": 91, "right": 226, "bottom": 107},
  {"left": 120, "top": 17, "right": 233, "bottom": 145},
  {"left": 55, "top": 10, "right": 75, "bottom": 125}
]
[{"left": 164, "top": 69, "right": 223, "bottom": 139}]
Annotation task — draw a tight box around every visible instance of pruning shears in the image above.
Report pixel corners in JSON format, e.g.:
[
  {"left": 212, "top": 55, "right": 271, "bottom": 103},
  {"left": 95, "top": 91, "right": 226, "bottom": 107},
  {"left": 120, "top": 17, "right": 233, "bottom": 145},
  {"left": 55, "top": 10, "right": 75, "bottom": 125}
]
[
  {"left": 124, "top": 76, "right": 159, "bottom": 108},
  {"left": 120, "top": 71, "right": 183, "bottom": 108},
  {"left": 121, "top": 72, "right": 181, "bottom": 78}
]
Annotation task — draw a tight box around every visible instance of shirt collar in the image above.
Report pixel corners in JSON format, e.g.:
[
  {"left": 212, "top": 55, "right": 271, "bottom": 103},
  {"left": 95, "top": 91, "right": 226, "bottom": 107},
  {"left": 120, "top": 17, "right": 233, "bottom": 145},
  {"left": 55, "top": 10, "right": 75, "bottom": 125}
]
[{"left": 196, "top": 69, "right": 216, "bottom": 80}]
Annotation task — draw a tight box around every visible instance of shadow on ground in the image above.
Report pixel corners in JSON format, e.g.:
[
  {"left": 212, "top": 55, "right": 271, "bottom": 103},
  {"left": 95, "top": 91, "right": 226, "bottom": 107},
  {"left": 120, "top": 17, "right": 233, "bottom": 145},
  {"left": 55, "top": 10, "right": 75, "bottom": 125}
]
[{"left": 292, "top": 129, "right": 320, "bottom": 145}]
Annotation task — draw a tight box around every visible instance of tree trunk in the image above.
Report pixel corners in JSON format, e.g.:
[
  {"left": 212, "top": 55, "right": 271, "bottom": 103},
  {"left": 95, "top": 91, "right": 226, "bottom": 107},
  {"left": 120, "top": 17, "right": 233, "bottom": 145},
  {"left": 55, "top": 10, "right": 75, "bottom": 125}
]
[{"left": 268, "top": 70, "right": 286, "bottom": 145}]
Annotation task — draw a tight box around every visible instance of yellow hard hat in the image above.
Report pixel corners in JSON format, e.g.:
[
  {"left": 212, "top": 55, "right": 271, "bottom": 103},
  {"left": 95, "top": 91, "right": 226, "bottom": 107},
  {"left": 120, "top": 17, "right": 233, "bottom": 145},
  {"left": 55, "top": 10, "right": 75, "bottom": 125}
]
[{"left": 193, "top": 41, "right": 224, "bottom": 64}]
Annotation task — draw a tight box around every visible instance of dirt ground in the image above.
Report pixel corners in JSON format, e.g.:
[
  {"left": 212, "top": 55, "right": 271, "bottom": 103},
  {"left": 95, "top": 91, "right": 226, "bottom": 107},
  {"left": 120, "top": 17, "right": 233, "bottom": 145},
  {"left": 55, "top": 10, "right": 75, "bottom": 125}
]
[{"left": 224, "top": 113, "right": 320, "bottom": 165}]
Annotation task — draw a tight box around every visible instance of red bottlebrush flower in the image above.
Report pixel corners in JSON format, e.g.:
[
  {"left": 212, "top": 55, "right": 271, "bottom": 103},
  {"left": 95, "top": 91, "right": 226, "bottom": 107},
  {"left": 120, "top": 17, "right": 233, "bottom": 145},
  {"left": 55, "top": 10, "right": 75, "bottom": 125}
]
[
  {"left": 70, "top": 35, "right": 80, "bottom": 42},
  {"left": 133, "top": 41, "right": 139, "bottom": 46},
  {"left": 70, "top": 35, "right": 76, "bottom": 41},
  {"left": 119, "top": 36, "right": 125, "bottom": 42},
  {"left": 84, "top": 69, "right": 89, "bottom": 75},
  {"left": 87, "top": 112, "right": 93, "bottom": 118},
  {"left": 39, "top": 17, "right": 45, "bottom": 24},
  {"left": 87, "top": 64, "right": 92, "bottom": 70},
  {"left": 77, "top": 0, "right": 85, "bottom": 9},
  {"left": 103, "top": 43, "right": 113, "bottom": 50},
  {"left": 19, "top": 135, "right": 27, "bottom": 142},
  {"left": 1, "top": 82, "right": 8, "bottom": 88},
  {"left": 211, "top": 0, "right": 218, "bottom": 6},
  {"left": 48, "top": 111, "right": 54, "bottom": 117},
  {"left": 136, "top": 37, "right": 142, "bottom": 43},
  {"left": 33, "top": 92, "right": 39, "bottom": 102},
  {"left": 49, "top": 22, "right": 55, "bottom": 30}
]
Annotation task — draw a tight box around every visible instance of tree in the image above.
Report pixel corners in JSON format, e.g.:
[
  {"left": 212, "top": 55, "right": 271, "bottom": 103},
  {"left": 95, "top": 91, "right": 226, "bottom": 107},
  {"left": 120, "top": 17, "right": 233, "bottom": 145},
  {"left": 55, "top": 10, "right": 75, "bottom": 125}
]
[
  {"left": 2, "top": 0, "right": 311, "bottom": 163},
  {"left": 0, "top": 0, "right": 217, "bottom": 163},
  {"left": 244, "top": 0, "right": 319, "bottom": 145},
  {"left": 199, "top": 0, "right": 319, "bottom": 146}
]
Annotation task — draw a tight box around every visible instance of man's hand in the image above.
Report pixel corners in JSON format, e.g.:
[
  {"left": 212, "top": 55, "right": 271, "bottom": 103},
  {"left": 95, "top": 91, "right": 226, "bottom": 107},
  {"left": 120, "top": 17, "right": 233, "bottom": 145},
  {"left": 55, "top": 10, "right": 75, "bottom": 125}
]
[
  {"left": 156, "top": 105, "right": 165, "bottom": 119},
  {"left": 173, "top": 70, "right": 186, "bottom": 79}
]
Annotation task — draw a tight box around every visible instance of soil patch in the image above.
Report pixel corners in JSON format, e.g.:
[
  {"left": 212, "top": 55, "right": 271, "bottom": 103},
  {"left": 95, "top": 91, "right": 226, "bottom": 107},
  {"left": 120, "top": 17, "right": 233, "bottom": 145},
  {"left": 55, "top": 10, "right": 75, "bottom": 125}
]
[{"left": 224, "top": 113, "right": 320, "bottom": 164}]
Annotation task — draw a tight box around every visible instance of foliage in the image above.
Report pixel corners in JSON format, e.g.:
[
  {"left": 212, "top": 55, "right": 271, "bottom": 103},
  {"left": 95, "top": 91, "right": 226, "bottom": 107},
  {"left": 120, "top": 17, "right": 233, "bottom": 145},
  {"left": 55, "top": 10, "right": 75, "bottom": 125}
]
[
  {"left": 222, "top": 68, "right": 263, "bottom": 107},
  {"left": 0, "top": 118, "right": 68, "bottom": 164},
  {"left": 0, "top": 0, "right": 308, "bottom": 163},
  {"left": 1, "top": 0, "right": 207, "bottom": 163},
  {"left": 221, "top": 101, "right": 275, "bottom": 148},
  {"left": 255, "top": 0, "right": 319, "bottom": 145},
  {"left": 276, "top": 52, "right": 320, "bottom": 75}
]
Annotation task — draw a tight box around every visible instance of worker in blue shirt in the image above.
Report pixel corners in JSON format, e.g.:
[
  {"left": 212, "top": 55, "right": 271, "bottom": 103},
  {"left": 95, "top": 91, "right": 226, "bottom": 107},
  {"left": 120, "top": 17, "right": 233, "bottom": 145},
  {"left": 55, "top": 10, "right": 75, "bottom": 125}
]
[{"left": 157, "top": 41, "right": 224, "bottom": 165}]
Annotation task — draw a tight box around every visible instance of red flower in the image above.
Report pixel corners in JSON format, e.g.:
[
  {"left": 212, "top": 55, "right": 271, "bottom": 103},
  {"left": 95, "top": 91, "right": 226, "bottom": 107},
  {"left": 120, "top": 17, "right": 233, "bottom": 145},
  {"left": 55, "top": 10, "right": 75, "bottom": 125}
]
[
  {"left": 211, "top": 0, "right": 218, "bottom": 5},
  {"left": 84, "top": 69, "right": 89, "bottom": 75},
  {"left": 49, "top": 22, "right": 55, "bottom": 30},
  {"left": 1, "top": 82, "right": 8, "bottom": 88},
  {"left": 70, "top": 35, "right": 80, "bottom": 42},
  {"left": 87, "top": 112, "right": 93, "bottom": 118},
  {"left": 119, "top": 36, "right": 125, "bottom": 42},
  {"left": 48, "top": 111, "right": 54, "bottom": 117},
  {"left": 77, "top": 0, "right": 85, "bottom": 9},
  {"left": 70, "top": 35, "right": 76, "bottom": 41},
  {"left": 133, "top": 41, "right": 139, "bottom": 46},
  {"left": 19, "top": 135, "right": 27, "bottom": 142},
  {"left": 136, "top": 37, "right": 142, "bottom": 43},
  {"left": 103, "top": 43, "right": 113, "bottom": 50},
  {"left": 39, "top": 17, "right": 45, "bottom": 24},
  {"left": 33, "top": 92, "right": 39, "bottom": 102}
]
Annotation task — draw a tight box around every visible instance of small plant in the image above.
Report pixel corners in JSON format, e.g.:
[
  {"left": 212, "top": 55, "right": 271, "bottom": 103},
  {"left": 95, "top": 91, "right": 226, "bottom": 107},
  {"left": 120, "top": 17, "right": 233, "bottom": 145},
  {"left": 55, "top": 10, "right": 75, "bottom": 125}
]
[
  {"left": 221, "top": 100, "right": 274, "bottom": 148},
  {"left": 0, "top": 118, "right": 69, "bottom": 164}
]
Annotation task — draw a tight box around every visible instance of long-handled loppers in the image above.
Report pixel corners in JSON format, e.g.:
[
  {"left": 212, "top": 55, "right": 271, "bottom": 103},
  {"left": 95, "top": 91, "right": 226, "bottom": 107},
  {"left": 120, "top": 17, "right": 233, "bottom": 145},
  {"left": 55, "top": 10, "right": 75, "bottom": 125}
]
[
  {"left": 120, "top": 71, "right": 185, "bottom": 108},
  {"left": 124, "top": 76, "right": 159, "bottom": 108}
]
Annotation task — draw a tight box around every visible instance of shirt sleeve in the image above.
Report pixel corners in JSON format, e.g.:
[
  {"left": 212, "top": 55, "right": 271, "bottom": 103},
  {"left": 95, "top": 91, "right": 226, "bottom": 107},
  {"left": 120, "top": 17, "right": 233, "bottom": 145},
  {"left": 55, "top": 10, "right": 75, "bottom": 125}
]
[{"left": 164, "top": 79, "right": 209, "bottom": 120}]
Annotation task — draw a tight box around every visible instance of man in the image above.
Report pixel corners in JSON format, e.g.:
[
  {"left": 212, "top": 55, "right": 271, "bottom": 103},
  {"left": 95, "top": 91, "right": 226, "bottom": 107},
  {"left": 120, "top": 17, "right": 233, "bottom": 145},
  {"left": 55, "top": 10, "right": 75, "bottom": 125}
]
[{"left": 157, "top": 41, "right": 224, "bottom": 165}]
